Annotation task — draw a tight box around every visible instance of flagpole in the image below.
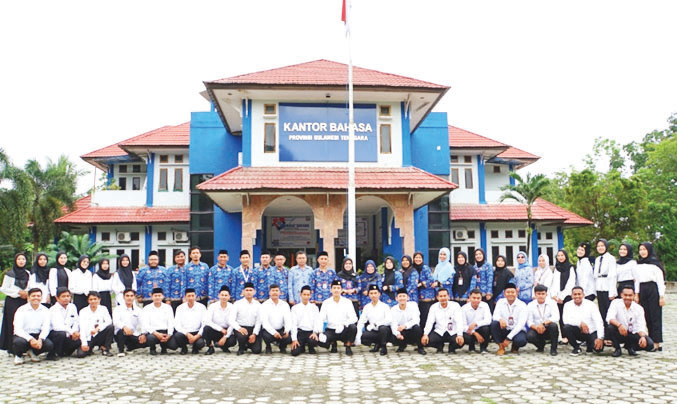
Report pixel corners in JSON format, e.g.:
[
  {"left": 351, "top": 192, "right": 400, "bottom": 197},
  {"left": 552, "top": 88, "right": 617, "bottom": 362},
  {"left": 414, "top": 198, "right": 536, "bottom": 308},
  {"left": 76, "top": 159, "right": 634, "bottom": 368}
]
[{"left": 346, "top": 0, "right": 357, "bottom": 262}]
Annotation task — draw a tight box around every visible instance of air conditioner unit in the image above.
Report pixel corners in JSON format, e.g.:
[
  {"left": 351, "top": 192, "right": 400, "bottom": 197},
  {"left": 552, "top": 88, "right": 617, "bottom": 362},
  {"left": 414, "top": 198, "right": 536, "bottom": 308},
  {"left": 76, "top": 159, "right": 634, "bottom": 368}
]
[
  {"left": 117, "top": 232, "right": 132, "bottom": 243},
  {"left": 173, "top": 231, "right": 189, "bottom": 243},
  {"left": 454, "top": 229, "right": 468, "bottom": 241}
]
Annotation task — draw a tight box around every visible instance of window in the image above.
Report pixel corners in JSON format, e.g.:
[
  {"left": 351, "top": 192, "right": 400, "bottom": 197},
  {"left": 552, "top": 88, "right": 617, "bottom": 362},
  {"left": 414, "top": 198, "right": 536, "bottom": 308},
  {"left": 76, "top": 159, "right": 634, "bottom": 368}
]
[
  {"left": 190, "top": 174, "right": 215, "bottom": 264},
  {"left": 130, "top": 232, "right": 140, "bottom": 241},
  {"left": 116, "top": 250, "right": 126, "bottom": 266},
  {"left": 505, "top": 246, "right": 514, "bottom": 266},
  {"left": 174, "top": 155, "right": 183, "bottom": 163},
  {"left": 467, "top": 230, "right": 475, "bottom": 239},
  {"left": 450, "top": 155, "right": 459, "bottom": 163},
  {"left": 505, "top": 230, "right": 513, "bottom": 238},
  {"left": 101, "top": 232, "right": 110, "bottom": 241},
  {"left": 159, "top": 168, "right": 168, "bottom": 191},
  {"left": 131, "top": 249, "right": 139, "bottom": 270},
  {"left": 158, "top": 249, "right": 166, "bottom": 267},
  {"left": 132, "top": 177, "right": 141, "bottom": 191},
  {"left": 546, "top": 232, "right": 553, "bottom": 240},
  {"left": 491, "top": 230, "right": 499, "bottom": 239},
  {"left": 174, "top": 168, "right": 183, "bottom": 191},
  {"left": 379, "top": 105, "right": 391, "bottom": 117},
  {"left": 451, "top": 168, "right": 459, "bottom": 185},
  {"left": 264, "top": 104, "right": 276, "bottom": 115},
  {"left": 537, "top": 232, "right": 542, "bottom": 240},
  {"left": 493, "top": 165, "right": 501, "bottom": 173},
  {"left": 547, "top": 247, "right": 554, "bottom": 265},
  {"left": 453, "top": 246, "right": 462, "bottom": 259},
  {"left": 491, "top": 246, "right": 500, "bottom": 263},
  {"left": 464, "top": 156, "right": 472, "bottom": 164},
  {"left": 379, "top": 124, "right": 392, "bottom": 154},
  {"left": 119, "top": 177, "right": 127, "bottom": 191},
  {"left": 119, "top": 165, "right": 128, "bottom": 174},
  {"left": 264, "top": 123, "right": 276, "bottom": 153},
  {"left": 464, "top": 168, "right": 473, "bottom": 189},
  {"left": 159, "top": 155, "right": 168, "bottom": 163},
  {"left": 132, "top": 164, "right": 142, "bottom": 173},
  {"left": 157, "top": 232, "right": 167, "bottom": 241},
  {"left": 518, "top": 230, "right": 526, "bottom": 238},
  {"left": 520, "top": 245, "right": 528, "bottom": 254},
  {"left": 467, "top": 247, "right": 475, "bottom": 265}
]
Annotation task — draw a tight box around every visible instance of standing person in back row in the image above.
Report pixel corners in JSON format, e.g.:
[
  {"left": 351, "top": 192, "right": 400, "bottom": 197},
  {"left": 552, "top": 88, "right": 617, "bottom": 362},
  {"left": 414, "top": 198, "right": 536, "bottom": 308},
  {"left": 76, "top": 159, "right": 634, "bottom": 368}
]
[
  {"left": 635, "top": 242, "right": 665, "bottom": 352},
  {"left": 112, "top": 254, "right": 136, "bottom": 307},
  {"left": 185, "top": 247, "right": 209, "bottom": 307},
  {"left": 1, "top": 253, "right": 30, "bottom": 355},
  {"left": 208, "top": 250, "right": 233, "bottom": 304},
  {"left": 310, "top": 251, "right": 336, "bottom": 307},
  {"left": 288, "top": 251, "right": 313, "bottom": 307},
  {"left": 593, "top": 239, "right": 617, "bottom": 329},
  {"left": 136, "top": 251, "right": 168, "bottom": 306}
]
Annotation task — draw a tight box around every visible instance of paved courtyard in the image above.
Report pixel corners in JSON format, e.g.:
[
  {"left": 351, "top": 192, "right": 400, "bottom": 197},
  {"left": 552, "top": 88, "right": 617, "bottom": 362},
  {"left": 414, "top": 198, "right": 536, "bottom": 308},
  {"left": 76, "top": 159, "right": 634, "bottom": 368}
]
[{"left": 2, "top": 295, "right": 676, "bottom": 404}]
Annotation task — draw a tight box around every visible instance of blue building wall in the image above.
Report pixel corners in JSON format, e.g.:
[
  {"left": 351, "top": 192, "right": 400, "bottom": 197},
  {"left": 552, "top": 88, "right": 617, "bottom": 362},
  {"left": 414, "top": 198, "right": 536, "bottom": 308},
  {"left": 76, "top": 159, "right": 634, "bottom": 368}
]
[
  {"left": 410, "top": 112, "right": 450, "bottom": 176},
  {"left": 381, "top": 208, "right": 403, "bottom": 261},
  {"left": 414, "top": 206, "right": 429, "bottom": 264}
]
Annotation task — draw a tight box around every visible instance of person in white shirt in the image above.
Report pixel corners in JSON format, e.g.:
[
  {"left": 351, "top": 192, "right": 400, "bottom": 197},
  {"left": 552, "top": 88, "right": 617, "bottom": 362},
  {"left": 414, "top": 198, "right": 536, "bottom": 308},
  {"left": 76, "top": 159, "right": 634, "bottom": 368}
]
[
  {"left": 112, "top": 254, "right": 136, "bottom": 307},
  {"left": 562, "top": 286, "right": 604, "bottom": 356},
  {"left": 606, "top": 286, "right": 654, "bottom": 357},
  {"left": 421, "top": 288, "right": 464, "bottom": 354},
  {"left": 12, "top": 288, "right": 53, "bottom": 365},
  {"left": 92, "top": 259, "right": 114, "bottom": 315},
  {"left": 47, "top": 287, "right": 80, "bottom": 359},
  {"left": 113, "top": 289, "right": 146, "bottom": 356},
  {"left": 70, "top": 255, "right": 93, "bottom": 312},
  {"left": 614, "top": 243, "right": 637, "bottom": 296},
  {"left": 141, "top": 287, "right": 178, "bottom": 355},
  {"left": 27, "top": 253, "right": 51, "bottom": 306},
  {"left": 233, "top": 282, "right": 262, "bottom": 355},
  {"left": 491, "top": 283, "right": 528, "bottom": 355},
  {"left": 551, "top": 249, "right": 576, "bottom": 344},
  {"left": 390, "top": 287, "right": 425, "bottom": 355},
  {"left": 532, "top": 254, "right": 553, "bottom": 297},
  {"left": 593, "top": 239, "right": 617, "bottom": 325},
  {"left": 526, "top": 285, "right": 560, "bottom": 356},
  {"left": 260, "top": 284, "right": 292, "bottom": 354},
  {"left": 319, "top": 280, "right": 358, "bottom": 356},
  {"left": 203, "top": 285, "right": 237, "bottom": 355},
  {"left": 290, "top": 285, "right": 322, "bottom": 356},
  {"left": 355, "top": 284, "right": 392, "bottom": 355},
  {"left": 461, "top": 289, "right": 491, "bottom": 353},
  {"left": 77, "top": 291, "right": 115, "bottom": 357},
  {"left": 173, "top": 288, "right": 207, "bottom": 354},
  {"left": 635, "top": 241, "right": 666, "bottom": 351},
  {"left": 575, "top": 242, "right": 596, "bottom": 301},
  {"left": 48, "top": 252, "right": 71, "bottom": 305}
]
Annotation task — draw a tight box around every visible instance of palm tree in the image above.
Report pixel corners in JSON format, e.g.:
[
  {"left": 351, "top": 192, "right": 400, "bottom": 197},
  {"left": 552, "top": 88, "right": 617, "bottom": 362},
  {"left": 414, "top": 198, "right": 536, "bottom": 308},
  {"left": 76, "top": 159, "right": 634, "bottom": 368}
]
[
  {"left": 47, "top": 231, "right": 117, "bottom": 268},
  {"left": 500, "top": 172, "right": 550, "bottom": 256}
]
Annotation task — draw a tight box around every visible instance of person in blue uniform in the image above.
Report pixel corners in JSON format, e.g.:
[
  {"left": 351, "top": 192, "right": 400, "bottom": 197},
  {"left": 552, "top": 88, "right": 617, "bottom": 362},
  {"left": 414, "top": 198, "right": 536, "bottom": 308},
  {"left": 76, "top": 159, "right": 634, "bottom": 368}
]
[
  {"left": 379, "top": 257, "right": 403, "bottom": 307},
  {"left": 231, "top": 250, "right": 253, "bottom": 301},
  {"left": 252, "top": 251, "right": 273, "bottom": 302},
  {"left": 166, "top": 250, "right": 187, "bottom": 312},
  {"left": 136, "top": 251, "right": 168, "bottom": 306},
  {"left": 337, "top": 257, "right": 360, "bottom": 317},
  {"left": 358, "top": 260, "right": 380, "bottom": 310},
  {"left": 412, "top": 252, "right": 436, "bottom": 328},
  {"left": 310, "top": 251, "right": 337, "bottom": 307},
  {"left": 185, "top": 247, "right": 210, "bottom": 307},
  {"left": 431, "top": 248, "right": 454, "bottom": 292},
  {"left": 473, "top": 248, "right": 494, "bottom": 304},
  {"left": 451, "top": 252, "right": 478, "bottom": 303},
  {"left": 400, "top": 255, "right": 419, "bottom": 305},
  {"left": 288, "top": 251, "right": 313, "bottom": 306},
  {"left": 270, "top": 252, "right": 289, "bottom": 301},
  {"left": 208, "top": 249, "right": 233, "bottom": 303}
]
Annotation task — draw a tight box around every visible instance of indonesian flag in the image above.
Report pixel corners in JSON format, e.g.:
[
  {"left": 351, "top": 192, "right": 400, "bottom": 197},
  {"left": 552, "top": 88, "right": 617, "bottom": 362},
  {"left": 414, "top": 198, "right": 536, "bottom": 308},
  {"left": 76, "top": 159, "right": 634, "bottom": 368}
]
[{"left": 341, "top": 0, "right": 346, "bottom": 23}]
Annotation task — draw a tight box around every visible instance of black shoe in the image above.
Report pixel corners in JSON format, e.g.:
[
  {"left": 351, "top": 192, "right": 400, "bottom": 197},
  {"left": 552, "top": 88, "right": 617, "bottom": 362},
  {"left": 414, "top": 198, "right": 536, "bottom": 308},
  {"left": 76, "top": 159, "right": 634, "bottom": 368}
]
[
  {"left": 369, "top": 345, "right": 380, "bottom": 353},
  {"left": 628, "top": 348, "right": 638, "bottom": 356},
  {"left": 380, "top": 346, "right": 387, "bottom": 356},
  {"left": 417, "top": 347, "right": 427, "bottom": 355},
  {"left": 150, "top": 348, "right": 158, "bottom": 356},
  {"left": 536, "top": 346, "right": 545, "bottom": 353},
  {"left": 191, "top": 347, "right": 200, "bottom": 354},
  {"left": 586, "top": 346, "right": 593, "bottom": 353},
  {"left": 308, "top": 347, "right": 317, "bottom": 354},
  {"left": 479, "top": 347, "right": 488, "bottom": 354},
  {"left": 265, "top": 345, "right": 272, "bottom": 354},
  {"left": 396, "top": 345, "right": 406, "bottom": 353},
  {"left": 550, "top": 349, "right": 558, "bottom": 356},
  {"left": 612, "top": 348, "right": 622, "bottom": 357},
  {"left": 180, "top": 346, "right": 188, "bottom": 355},
  {"left": 237, "top": 349, "right": 244, "bottom": 356},
  {"left": 205, "top": 346, "right": 215, "bottom": 355},
  {"left": 468, "top": 345, "right": 476, "bottom": 353},
  {"left": 222, "top": 347, "right": 231, "bottom": 353},
  {"left": 103, "top": 349, "right": 114, "bottom": 357},
  {"left": 160, "top": 348, "right": 168, "bottom": 355},
  {"left": 436, "top": 347, "right": 444, "bottom": 353},
  {"left": 279, "top": 346, "right": 287, "bottom": 354},
  {"left": 46, "top": 354, "right": 57, "bottom": 361},
  {"left": 570, "top": 348, "right": 581, "bottom": 356},
  {"left": 330, "top": 343, "right": 337, "bottom": 353},
  {"left": 345, "top": 346, "right": 353, "bottom": 356}
]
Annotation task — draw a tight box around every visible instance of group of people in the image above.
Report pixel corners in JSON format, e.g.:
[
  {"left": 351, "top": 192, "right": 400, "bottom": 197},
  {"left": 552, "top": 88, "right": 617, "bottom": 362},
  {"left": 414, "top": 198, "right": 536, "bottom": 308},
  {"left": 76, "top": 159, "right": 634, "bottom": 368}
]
[{"left": 0, "top": 240, "right": 667, "bottom": 363}]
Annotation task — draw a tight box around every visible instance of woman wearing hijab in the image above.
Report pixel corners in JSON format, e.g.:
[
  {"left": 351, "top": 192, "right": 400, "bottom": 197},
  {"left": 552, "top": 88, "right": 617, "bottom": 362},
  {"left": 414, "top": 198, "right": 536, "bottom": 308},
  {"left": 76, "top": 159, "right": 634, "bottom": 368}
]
[
  {"left": 491, "top": 255, "right": 514, "bottom": 311},
  {"left": 412, "top": 252, "right": 436, "bottom": 328},
  {"left": 70, "top": 255, "right": 93, "bottom": 312},
  {"left": 635, "top": 242, "right": 665, "bottom": 351},
  {"left": 473, "top": 248, "right": 493, "bottom": 303},
  {"left": 379, "top": 256, "right": 403, "bottom": 307},
  {"left": 575, "top": 242, "right": 596, "bottom": 301},
  {"left": 593, "top": 239, "right": 617, "bottom": 323},
  {"left": 27, "top": 253, "right": 51, "bottom": 306},
  {"left": 357, "top": 260, "right": 380, "bottom": 310},
  {"left": 49, "top": 252, "right": 71, "bottom": 305},
  {"left": 337, "top": 257, "right": 360, "bottom": 316},
  {"left": 550, "top": 249, "right": 575, "bottom": 343},
  {"left": 451, "top": 252, "right": 477, "bottom": 303},
  {"left": 533, "top": 254, "right": 554, "bottom": 296},
  {"left": 93, "top": 258, "right": 114, "bottom": 315},
  {"left": 0, "top": 253, "right": 30, "bottom": 354},
  {"left": 615, "top": 243, "right": 637, "bottom": 297},
  {"left": 112, "top": 254, "right": 136, "bottom": 306},
  {"left": 431, "top": 247, "right": 454, "bottom": 291},
  {"left": 400, "top": 255, "right": 419, "bottom": 304},
  {"left": 514, "top": 251, "right": 534, "bottom": 303}
]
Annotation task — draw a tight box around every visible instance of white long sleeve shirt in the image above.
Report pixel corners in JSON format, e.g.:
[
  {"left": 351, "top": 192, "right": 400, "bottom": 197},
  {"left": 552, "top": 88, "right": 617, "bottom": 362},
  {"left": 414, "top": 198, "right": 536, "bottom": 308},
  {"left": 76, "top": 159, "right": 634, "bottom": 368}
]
[
  {"left": 112, "top": 272, "right": 137, "bottom": 306},
  {"left": 69, "top": 270, "right": 92, "bottom": 295},
  {"left": 319, "top": 297, "right": 358, "bottom": 331},
  {"left": 526, "top": 299, "right": 560, "bottom": 328},
  {"left": 92, "top": 273, "right": 114, "bottom": 294},
  {"left": 79, "top": 305, "right": 113, "bottom": 345},
  {"left": 1, "top": 273, "right": 29, "bottom": 298},
  {"left": 232, "top": 298, "right": 261, "bottom": 334},
  {"left": 634, "top": 263, "right": 666, "bottom": 297},
  {"left": 562, "top": 299, "right": 604, "bottom": 339},
  {"left": 141, "top": 303, "right": 175, "bottom": 335},
  {"left": 550, "top": 268, "right": 576, "bottom": 301},
  {"left": 424, "top": 301, "right": 464, "bottom": 337},
  {"left": 113, "top": 304, "right": 142, "bottom": 335},
  {"left": 48, "top": 267, "right": 71, "bottom": 297},
  {"left": 356, "top": 300, "right": 392, "bottom": 342},
  {"left": 532, "top": 267, "right": 554, "bottom": 296},
  {"left": 13, "top": 303, "right": 51, "bottom": 341},
  {"left": 260, "top": 299, "right": 292, "bottom": 335},
  {"left": 49, "top": 302, "right": 79, "bottom": 336},
  {"left": 204, "top": 302, "right": 235, "bottom": 337},
  {"left": 615, "top": 260, "right": 637, "bottom": 284},
  {"left": 461, "top": 301, "right": 492, "bottom": 332},
  {"left": 290, "top": 302, "right": 322, "bottom": 341},
  {"left": 492, "top": 298, "right": 528, "bottom": 340},
  {"left": 27, "top": 274, "right": 50, "bottom": 304},
  {"left": 390, "top": 302, "right": 421, "bottom": 337},
  {"left": 174, "top": 302, "right": 207, "bottom": 334},
  {"left": 576, "top": 258, "right": 595, "bottom": 297},
  {"left": 594, "top": 253, "right": 617, "bottom": 297},
  {"left": 606, "top": 299, "right": 647, "bottom": 334}
]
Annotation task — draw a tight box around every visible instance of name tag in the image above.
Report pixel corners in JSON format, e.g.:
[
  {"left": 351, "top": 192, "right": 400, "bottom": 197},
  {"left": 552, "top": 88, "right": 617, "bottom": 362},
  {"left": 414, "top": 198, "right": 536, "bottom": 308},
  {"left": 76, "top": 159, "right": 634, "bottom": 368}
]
[
  {"left": 508, "top": 316, "right": 515, "bottom": 328},
  {"left": 322, "top": 282, "right": 328, "bottom": 290},
  {"left": 457, "top": 277, "right": 463, "bottom": 286}
]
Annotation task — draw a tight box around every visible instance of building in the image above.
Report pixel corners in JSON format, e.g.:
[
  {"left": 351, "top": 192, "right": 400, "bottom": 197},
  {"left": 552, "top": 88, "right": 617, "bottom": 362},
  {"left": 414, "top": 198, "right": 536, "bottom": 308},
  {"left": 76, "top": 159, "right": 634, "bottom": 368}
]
[{"left": 55, "top": 60, "right": 590, "bottom": 271}]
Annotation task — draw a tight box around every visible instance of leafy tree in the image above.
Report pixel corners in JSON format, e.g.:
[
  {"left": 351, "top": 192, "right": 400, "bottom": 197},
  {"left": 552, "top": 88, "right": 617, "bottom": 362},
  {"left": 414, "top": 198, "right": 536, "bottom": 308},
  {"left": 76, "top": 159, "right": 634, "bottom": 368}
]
[
  {"left": 0, "top": 150, "right": 30, "bottom": 256},
  {"left": 500, "top": 172, "right": 549, "bottom": 254},
  {"left": 46, "top": 231, "right": 117, "bottom": 269}
]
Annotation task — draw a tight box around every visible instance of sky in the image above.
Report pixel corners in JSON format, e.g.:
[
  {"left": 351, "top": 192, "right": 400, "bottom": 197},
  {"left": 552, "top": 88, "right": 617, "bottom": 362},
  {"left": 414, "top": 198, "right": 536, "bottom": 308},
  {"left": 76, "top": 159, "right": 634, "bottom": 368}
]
[{"left": 1, "top": 0, "right": 676, "bottom": 194}]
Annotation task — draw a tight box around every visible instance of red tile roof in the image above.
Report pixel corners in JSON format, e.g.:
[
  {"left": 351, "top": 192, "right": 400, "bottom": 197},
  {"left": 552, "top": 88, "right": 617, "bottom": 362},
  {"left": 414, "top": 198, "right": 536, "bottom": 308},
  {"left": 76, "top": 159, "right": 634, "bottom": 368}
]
[
  {"left": 497, "top": 146, "right": 539, "bottom": 160},
  {"left": 207, "top": 59, "right": 448, "bottom": 89},
  {"left": 60, "top": 195, "right": 92, "bottom": 215},
  {"left": 81, "top": 143, "right": 128, "bottom": 159},
  {"left": 198, "top": 166, "right": 457, "bottom": 192},
  {"left": 81, "top": 122, "right": 190, "bottom": 160},
  {"left": 55, "top": 205, "right": 189, "bottom": 224},
  {"left": 448, "top": 126, "right": 508, "bottom": 149},
  {"left": 450, "top": 198, "right": 591, "bottom": 225}
]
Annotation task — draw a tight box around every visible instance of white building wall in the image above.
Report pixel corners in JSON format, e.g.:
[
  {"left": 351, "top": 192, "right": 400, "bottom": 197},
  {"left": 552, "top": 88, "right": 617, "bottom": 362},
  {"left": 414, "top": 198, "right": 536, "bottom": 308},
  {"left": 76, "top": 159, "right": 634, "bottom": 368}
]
[
  {"left": 449, "top": 154, "right": 479, "bottom": 204},
  {"left": 484, "top": 163, "right": 511, "bottom": 203},
  {"left": 152, "top": 149, "right": 190, "bottom": 207}
]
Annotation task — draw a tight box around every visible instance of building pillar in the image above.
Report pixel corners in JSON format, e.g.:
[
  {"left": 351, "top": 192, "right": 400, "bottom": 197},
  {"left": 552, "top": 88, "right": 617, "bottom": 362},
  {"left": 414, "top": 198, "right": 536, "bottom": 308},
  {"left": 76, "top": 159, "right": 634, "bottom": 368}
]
[
  {"left": 531, "top": 224, "right": 539, "bottom": 267},
  {"left": 557, "top": 226, "right": 564, "bottom": 250},
  {"left": 307, "top": 194, "right": 346, "bottom": 268},
  {"left": 380, "top": 194, "right": 415, "bottom": 256},
  {"left": 240, "top": 195, "right": 276, "bottom": 259}
]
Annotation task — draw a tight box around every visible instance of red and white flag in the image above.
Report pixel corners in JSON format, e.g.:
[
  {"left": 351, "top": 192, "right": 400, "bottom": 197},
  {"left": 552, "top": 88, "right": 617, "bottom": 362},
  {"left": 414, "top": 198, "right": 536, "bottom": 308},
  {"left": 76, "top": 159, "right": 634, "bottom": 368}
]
[{"left": 341, "top": 0, "right": 346, "bottom": 23}]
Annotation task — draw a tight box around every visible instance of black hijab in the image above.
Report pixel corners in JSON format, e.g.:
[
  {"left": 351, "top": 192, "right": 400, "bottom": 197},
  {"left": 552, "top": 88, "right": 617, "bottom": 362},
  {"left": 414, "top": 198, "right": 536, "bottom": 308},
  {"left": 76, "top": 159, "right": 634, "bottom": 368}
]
[
  {"left": 555, "top": 249, "right": 573, "bottom": 291},
  {"left": 638, "top": 242, "right": 665, "bottom": 276},
  {"left": 617, "top": 243, "right": 634, "bottom": 266},
  {"left": 492, "top": 255, "right": 512, "bottom": 298},
  {"left": 412, "top": 252, "right": 425, "bottom": 274},
  {"left": 117, "top": 254, "right": 134, "bottom": 289},
  {"left": 401, "top": 255, "right": 414, "bottom": 287},
  {"left": 578, "top": 242, "right": 595, "bottom": 266},
  {"left": 383, "top": 256, "right": 397, "bottom": 300},
  {"left": 96, "top": 258, "right": 112, "bottom": 280},
  {"left": 452, "top": 252, "right": 475, "bottom": 298},
  {"left": 474, "top": 248, "right": 486, "bottom": 267},
  {"left": 10, "top": 253, "right": 29, "bottom": 289},
  {"left": 596, "top": 239, "right": 609, "bottom": 255},
  {"left": 54, "top": 252, "right": 70, "bottom": 289},
  {"left": 31, "top": 253, "right": 50, "bottom": 284},
  {"left": 337, "top": 257, "right": 357, "bottom": 281},
  {"left": 77, "top": 255, "right": 90, "bottom": 273}
]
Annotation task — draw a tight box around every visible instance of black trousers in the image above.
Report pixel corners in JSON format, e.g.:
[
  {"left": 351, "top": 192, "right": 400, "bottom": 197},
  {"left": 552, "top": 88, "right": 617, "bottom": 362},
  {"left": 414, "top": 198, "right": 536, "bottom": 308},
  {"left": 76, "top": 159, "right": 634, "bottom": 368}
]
[
  {"left": 462, "top": 324, "right": 490, "bottom": 350},
  {"left": 557, "top": 296, "right": 572, "bottom": 338},
  {"left": 562, "top": 325, "right": 602, "bottom": 352},
  {"left": 606, "top": 325, "right": 654, "bottom": 351},
  {"left": 428, "top": 331, "right": 464, "bottom": 350},
  {"left": 173, "top": 331, "right": 206, "bottom": 351},
  {"left": 291, "top": 330, "right": 318, "bottom": 356},
  {"left": 490, "top": 321, "right": 527, "bottom": 348},
  {"left": 596, "top": 290, "right": 611, "bottom": 327},
  {"left": 114, "top": 330, "right": 146, "bottom": 352},
  {"left": 146, "top": 329, "right": 179, "bottom": 351},
  {"left": 48, "top": 331, "right": 80, "bottom": 357},
  {"left": 639, "top": 282, "right": 662, "bottom": 343},
  {"left": 203, "top": 326, "right": 237, "bottom": 348},
  {"left": 418, "top": 301, "right": 434, "bottom": 330},
  {"left": 324, "top": 324, "right": 357, "bottom": 347},
  {"left": 77, "top": 325, "right": 114, "bottom": 357},
  {"left": 99, "top": 291, "right": 112, "bottom": 316},
  {"left": 73, "top": 294, "right": 89, "bottom": 313},
  {"left": 261, "top": 328, "right": 292, "bottom": 351},
  {"left": 235, "top": 326, "right": 262, "bottom": 354},
  {"left": 526, "top": 323, "right": 559, "bottom": 349},
  {"left": 360, "top": 325, "right": 391, "bottom": 347},
  {"left": 391, "top": 325, "right": 423, "bottom": 349},
  {"left": 585, "top": 294, "right": 596, "bottom": 302},
  {"left": 13, "top": 334, "right": 54, "bottom": 356}
]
